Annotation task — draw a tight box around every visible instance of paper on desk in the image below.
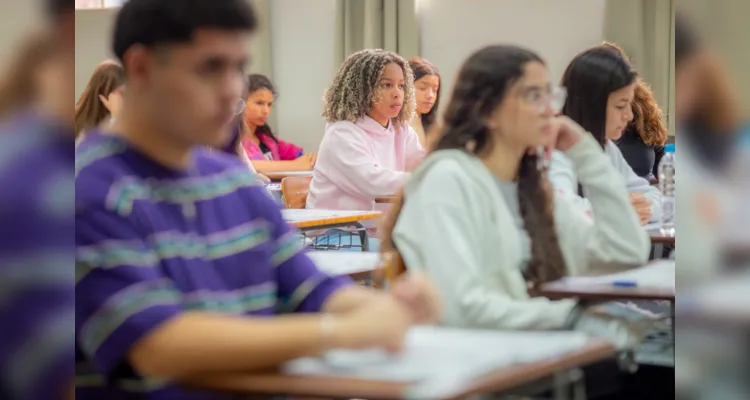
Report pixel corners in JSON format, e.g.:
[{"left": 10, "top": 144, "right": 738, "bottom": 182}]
[
  {"left": 564, "top": 260, "right": 675, "bottom": 289},
  {"left": 283, "top": 326, "right": 590, "bottom": 398},
  {"left": 307, "top": 251, "right": 380, "bottom": 276},
  {"left": 281, "top": 208, "right": 379, "bottom": 222}
]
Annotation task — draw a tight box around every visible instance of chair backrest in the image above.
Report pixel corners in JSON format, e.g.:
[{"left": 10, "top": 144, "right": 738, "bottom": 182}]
[
  {"left": 281, "top": 175, "right": 312, "bottom": 209},
  {"left": 375, "top": 250, "right": 407, "bottom": 287}
]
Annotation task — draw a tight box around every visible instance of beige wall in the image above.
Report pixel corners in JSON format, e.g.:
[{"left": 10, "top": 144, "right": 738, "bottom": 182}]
[
  {"left": 679, "top": 0, "right": 750, "bottom": 117},
  {"left": 420, "top": 0, "right": 606, "bottom": 109},
  {"left": 75, "top": 9, "right": 118, "bottom": 100},
  {"left": 74, "top": 2, "right": 272, "bottom": 101}
]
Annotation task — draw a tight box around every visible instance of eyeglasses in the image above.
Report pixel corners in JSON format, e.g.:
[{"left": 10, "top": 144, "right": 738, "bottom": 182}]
[
  {"left": 521, "top": 86, "right": 567, "bottom": 114},
  {"left": 235, "top": 98, "right": 246, "bottom": 116}
]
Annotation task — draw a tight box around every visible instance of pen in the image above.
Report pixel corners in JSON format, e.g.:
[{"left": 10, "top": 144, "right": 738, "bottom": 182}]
[{"left": 612, "top": 280, "right": 637, "bottom": 287}]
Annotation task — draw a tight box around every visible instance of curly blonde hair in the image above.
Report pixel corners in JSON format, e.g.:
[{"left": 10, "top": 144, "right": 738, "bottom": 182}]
[
  {"left": 601, "top": 42, "right": 668, "bottom": 146},
  {"left": 322, "top": 49, "right": 415, "bottom": 128}
]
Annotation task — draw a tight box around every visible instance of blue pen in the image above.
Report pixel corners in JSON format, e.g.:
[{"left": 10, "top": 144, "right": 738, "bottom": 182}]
[{"left": 612, "top": 280, "right": 637, "bottom": 287}]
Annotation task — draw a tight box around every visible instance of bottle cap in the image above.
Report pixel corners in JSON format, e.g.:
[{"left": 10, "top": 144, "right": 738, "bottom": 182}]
[{"left": 665, "top": 143, "right": 675, "bottom": 153}]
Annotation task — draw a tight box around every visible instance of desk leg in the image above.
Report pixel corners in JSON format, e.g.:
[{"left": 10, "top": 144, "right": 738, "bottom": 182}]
[
  {"left": 652, "top": 243, "right": 664, "bottom": 259},
  {"left": 353, "top": 222, "right": 369, "bottom": 252}
]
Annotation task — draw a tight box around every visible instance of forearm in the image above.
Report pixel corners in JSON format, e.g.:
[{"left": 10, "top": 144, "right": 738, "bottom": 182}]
[
  {"left": 323, "top": 285, "right": 383, "bottom": 314},
  {"left": 251, "top": 160, "right": 310, "bottom": 173},
  {"left": 129, "top": 311, "right": 353, "bottom": 379}
]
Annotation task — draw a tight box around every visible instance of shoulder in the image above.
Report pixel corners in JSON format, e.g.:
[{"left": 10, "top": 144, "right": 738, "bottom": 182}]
[
  {"left": 325, "top": 120, "right": 366, "bottom": 137},
  {"left": 406, "top": 150, "right": 483, "bottom": 196},
  {"left": 0, "top": 130, "right": 73, "bottom": 214},
  {"left": 549, "top": 150, "right": 575, "bottom": 171}
]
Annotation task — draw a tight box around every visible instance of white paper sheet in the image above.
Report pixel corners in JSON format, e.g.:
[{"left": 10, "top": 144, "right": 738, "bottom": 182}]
[
  {"left": 563, "top": 260, "right": 675, "bottom": 289},
  {"left": 307, "top": 251, "right": 381, "bottom": 276},
  {"left": 272, "top": 171, "right": 313, "bottom": 176},
  {"left": 283, "top": 326, "right": 592, "bottom": 398},
  {"left": 281, "top": 208, "right": 380, "bottom": 222}
]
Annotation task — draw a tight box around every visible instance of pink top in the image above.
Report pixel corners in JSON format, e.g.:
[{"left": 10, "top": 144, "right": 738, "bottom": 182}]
[
  {"left": 241, "top": 132, "right": 304, "bottom": 161},
  {"left": 306, "top": 116, "right": 425, "bottom": 211}
]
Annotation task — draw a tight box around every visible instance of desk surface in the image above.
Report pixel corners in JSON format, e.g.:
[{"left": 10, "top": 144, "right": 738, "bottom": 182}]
[
  {"left": 539, "top": 260, "right": 675, "bottom": 301},
  {"left": 186, "top": 339, "right": 615, "bottom": 400},
  {"left": 307, "top": 251, "right": 381, "bottom": 277},
  {"left": 645, "top": 224, "right": 675, "bottom": 245},
  {"left": 282, "top": 209, "right": 382, "bottom": 229},
  {"left": 678, "top": 271, "right": 750, "bottom": 326},
  {"left": 266, "top": 170, "right": 313, "bottom": 181}
]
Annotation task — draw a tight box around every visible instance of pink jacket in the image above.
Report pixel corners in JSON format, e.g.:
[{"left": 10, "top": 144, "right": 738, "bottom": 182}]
[
  {"left": 306, "top": 116, "right": 425, "bottom": 211},
  {"left": 241, "top": 132, "right": 304, "bottom": 161}
]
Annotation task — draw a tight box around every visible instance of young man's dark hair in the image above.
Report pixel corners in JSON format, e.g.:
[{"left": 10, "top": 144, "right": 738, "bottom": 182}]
[{"left": 113, "top": 0, "right": 258, "bottom": 63}]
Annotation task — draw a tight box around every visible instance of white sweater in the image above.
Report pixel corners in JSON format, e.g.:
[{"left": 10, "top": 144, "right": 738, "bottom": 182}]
[
  {"left": 392, "top": 134, "right": 650, "bottom": 331},
  {"left": 548, "top": 140, "right": 662, "bottom": 222}
]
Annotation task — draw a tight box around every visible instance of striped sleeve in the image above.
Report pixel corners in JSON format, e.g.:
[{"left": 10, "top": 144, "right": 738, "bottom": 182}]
[
  {"left": 75, "top": 204, "right": 183, "bottom": 375},
  {"left": 251, "top": 187, "right": 352, "bottom": 313}
]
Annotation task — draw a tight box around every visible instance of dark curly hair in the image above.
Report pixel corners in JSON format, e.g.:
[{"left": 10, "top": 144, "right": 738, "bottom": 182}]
[{"left": 381, "top": 45, "right": 567, "bottom": 288}]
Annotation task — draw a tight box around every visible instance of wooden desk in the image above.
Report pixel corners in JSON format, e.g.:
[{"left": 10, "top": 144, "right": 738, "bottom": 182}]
[
  {"left": 266, "top": 170, "right": 313, "bottom": 182},
  {"left": 375, "top": 195, "right": 398, "bottom": 204},
  {"left": 282, "top": 209, "right": 382, "bottom": 230},
  {"left": 645, "top": 226, "right": 675, "bottom": 258},
  {"left": 307, "top": 251, "right": 381, "bottom": 281},
  {"left": 186, "top": 339, "right": 615, "bottom": 399},
  {"left": 282, "top": 209, "right": 382, "bottom": 251},
  {"left": 538, "top": 261, "right": 675, "bottom": 302}
]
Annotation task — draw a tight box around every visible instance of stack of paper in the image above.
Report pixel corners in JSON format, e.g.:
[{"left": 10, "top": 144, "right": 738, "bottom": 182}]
[
  {"left": 307, "top": 251, "right": 381, "bottom": 276},
  {"left": 284, "top": 326, "right": 591, "bottom": 398},
  {"left": 281, "top": 209, "right": 379, "bottom": 222}
]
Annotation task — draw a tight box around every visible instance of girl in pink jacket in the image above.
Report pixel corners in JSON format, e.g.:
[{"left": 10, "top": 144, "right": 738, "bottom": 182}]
[
  {"left": 306, "top": 49, "right": 425, "bottom": 212},
  {"left": 241, "top": 74, "right": 316, "bottom": 173}
]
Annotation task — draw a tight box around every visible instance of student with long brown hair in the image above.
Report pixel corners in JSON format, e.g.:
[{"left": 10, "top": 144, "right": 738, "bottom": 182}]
[
  {"left": 380, "top": 45, "right": 648, "bottom": 345},
  {"left": 408, "top": 57, "right": 440, "bottom": 147},
  {"left": 74, "top": 61, "right": 126, "bottom": 140}
]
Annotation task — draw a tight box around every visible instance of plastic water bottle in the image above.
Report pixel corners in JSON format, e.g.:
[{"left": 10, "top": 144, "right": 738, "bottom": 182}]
[{"left": 658, "top": 144, "right": 675, "bottom": 236}]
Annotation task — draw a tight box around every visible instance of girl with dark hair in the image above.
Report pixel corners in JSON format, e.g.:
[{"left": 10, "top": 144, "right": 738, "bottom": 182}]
[
  {"left": 381, "top": 45, "right": 648, "bottom": 342},
  {"left": 601, "top": 42, "right": 669, "bottom": 179},
  {"left": 240, "top": 74, "right": 315, "bottom": 173},
  {"left": 408, "top": 57, "right": 440, "bottom": 147},
  {"left": 549, "top": 46, "right": 662, "bottom": 225}
]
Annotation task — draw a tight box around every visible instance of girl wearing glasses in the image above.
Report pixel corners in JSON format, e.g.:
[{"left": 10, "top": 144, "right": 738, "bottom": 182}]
[
  {"left": 240, "top": 74, "right": 316, "bottom": 173},
  {"left": 380, "top": 45, "right": 648, "bottom": 344}
]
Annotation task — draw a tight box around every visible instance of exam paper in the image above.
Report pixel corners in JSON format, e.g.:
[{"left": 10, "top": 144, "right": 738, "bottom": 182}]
[
  {"left": 283, "top": 326, "right": 591, "bottom": 397},
  {"left": 563, "top": 260, "right": 675, "bottom": 289}
]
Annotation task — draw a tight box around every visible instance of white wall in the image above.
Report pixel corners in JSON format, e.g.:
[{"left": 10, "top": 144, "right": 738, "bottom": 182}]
[
  {"left": 269, "top": 0, "right": 339, "bottom": 153},
  {"left": 75, "top": 9, "right": 119, "bottom": 100},
  {"left": 420, "top": 0, "right": 606, "bottom": 107}
]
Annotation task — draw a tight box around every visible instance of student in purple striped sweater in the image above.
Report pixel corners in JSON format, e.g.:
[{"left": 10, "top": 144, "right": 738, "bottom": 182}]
[
  {"left": 74, "top": 1, "right": 440, "bottom": 399},
  {"left": 0, "top": 1, "right": 75, "bottom": 400}
]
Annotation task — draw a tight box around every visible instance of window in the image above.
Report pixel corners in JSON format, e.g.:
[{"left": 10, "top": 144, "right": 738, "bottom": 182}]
[{"left": 75, "top": 0, "right": 126, "bottom": 8}]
